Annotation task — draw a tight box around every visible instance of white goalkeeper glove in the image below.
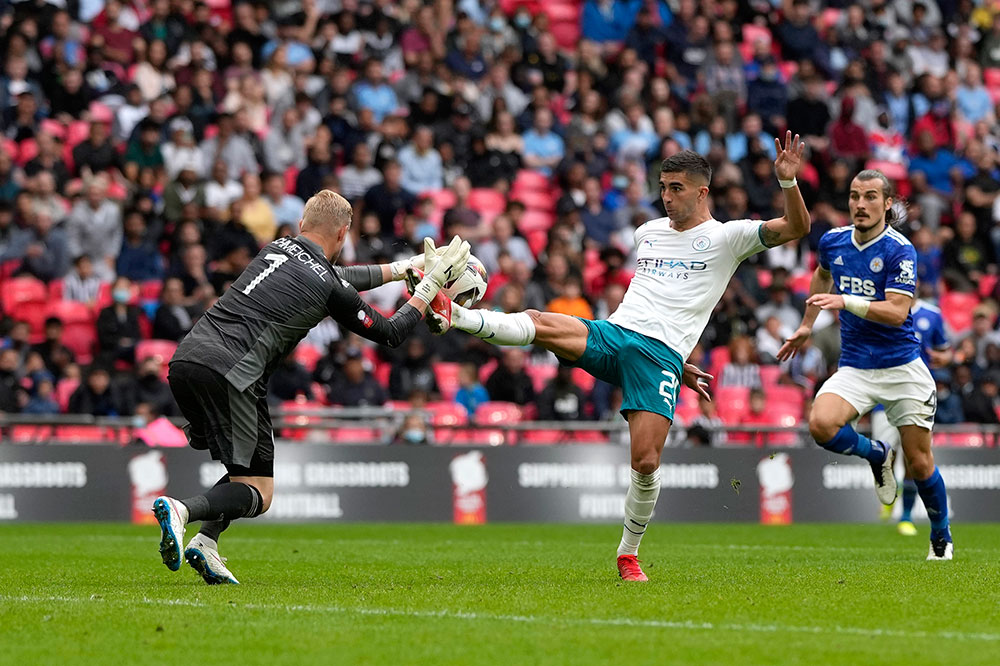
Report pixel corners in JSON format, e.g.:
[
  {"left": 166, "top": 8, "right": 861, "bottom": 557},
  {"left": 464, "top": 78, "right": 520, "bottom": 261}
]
[
  {"left": 387, "top": 244, "right": 446, "bottom": 282},
  {"left": 410, "top": 236, "right": 470, "bottom": 306}
]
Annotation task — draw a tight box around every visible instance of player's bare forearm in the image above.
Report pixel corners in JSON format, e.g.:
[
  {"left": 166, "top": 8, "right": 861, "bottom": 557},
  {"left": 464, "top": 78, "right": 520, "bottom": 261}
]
[
  {"left": 800, "top": 266, "right": 833, "bottom": 329},
  {"left": 929, "top": 347, "right": 953, "bottom": 368},
  {"left": 760, "top": 132, "right": 811, "bottom": 247},
  {"left": 805, "top": 292, "right": 911, "bottom": 327}
]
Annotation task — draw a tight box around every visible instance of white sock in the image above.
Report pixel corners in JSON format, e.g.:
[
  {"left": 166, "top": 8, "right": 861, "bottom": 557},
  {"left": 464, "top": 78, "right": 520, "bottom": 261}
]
[
  {"left": 617, "top": 468, "right": 661, "bottom": 557},
  {"left": 451, "top": 305, "right": 536, "bottom": 346}
]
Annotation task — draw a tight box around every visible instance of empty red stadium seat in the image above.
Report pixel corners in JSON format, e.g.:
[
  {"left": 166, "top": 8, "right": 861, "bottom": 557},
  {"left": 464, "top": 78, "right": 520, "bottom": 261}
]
[
  {"left": 280, "top": 399, "right": 327, "bottom": 440},
  {"left": 512, "top": 169, "right": 551, "bottom": 192},
  {"left": 136, "top": 339, "right": 178, "bottom": 363},
  {"left": 424, "top": 188, "right": 457, "bottom": 211},
  {"left": 427, "top": 401, "right": 469, "bottom": 443},
  {"left": 46, "top": 300, "right": 93, "bottom": 324},
  {"left": 2, "top": 276, "right": 47, "bottom": 312},
  {"left": 139, "top": 280, "right": 163, "bottom": 302},
  {"left": 477, "top": 359, "right": 498, "bottom": 384},
  {"left": 473, "top": 401, "right": 521, "bottom": 445},
  {"left": 742, "top": 24, "right": 772, "bottom": 45},
  {"left": 15, "top": 138, "right": 38, "bottom": 166},
  {"left": 512, "top": 189, "right": 556, "bottom": 211},
  {"left": 984, "top": 68, "right": 1000, "bottom": 89},
  {"left": 468, "top": 188, "right": 507, "bottom": 215},
  {"left": 767, "top": 385, "right": 804, "bottom": 411},
  {"left": 550, "top": 21, "right": 581, "bottom": 50},
  {"left": 9, "top": 425, "right": 54, "bottom": 442},
  {"left": 935, "top": 430, "right": 987, "bottom": 448},
  {"left": 62, "top": 323, "right": 96, "bottom": 363},
  {"left": 715, "top": 386, "right": 750, "bottom": 425},
  {"left": 328, "top": 427, "right": 380, "bottom": 443},
  {"left": 518, "top": 210, "right": 556, "bottom": 233},
  {"left": 760, "top": 365, "right": 781, "bottom": 386},
  {"left": 433, "top": 362, "right": 462, "bottom": 400},
  {"left": 571, "top": 367, "right": 595, "bottom": 393},
  {"left": 292, "top": 343, "right": 323, "bottom": 373},
  {"left": 520, "top": 429, "right": 564, "bottom": 445},
  {"left": 939, "top": 291, "right": 980, "bottom": 334},
  {"left": 525, "top": 364, "right": 557, "bottom": 392},
  {"left": 54, "top": 426, "right": 109, "bottom": 443}
]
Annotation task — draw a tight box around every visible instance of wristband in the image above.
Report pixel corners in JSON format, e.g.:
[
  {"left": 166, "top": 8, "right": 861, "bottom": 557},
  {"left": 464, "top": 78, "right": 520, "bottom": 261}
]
[
  {"left": 778, "top": 177, "right": 797, "bottom": 189},
  {"left": 389, "top": 260, "right": 409, "bottom": 281},
  {"left": 842, "top": 294, "right": 870, "bottom": 318}
]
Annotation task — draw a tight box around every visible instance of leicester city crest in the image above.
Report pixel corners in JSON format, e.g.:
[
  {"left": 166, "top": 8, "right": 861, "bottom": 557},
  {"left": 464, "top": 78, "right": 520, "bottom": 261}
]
[
  {"left": 869, "top": 257, "right": 884, "bottom": 273},
  {"left": 692, "top": 236, "right": 711, "bottom": 251}
]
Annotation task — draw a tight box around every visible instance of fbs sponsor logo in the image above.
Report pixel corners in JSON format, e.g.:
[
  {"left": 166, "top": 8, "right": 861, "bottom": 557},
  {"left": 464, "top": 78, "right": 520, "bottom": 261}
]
[
  {"left": 450, "top": 451, "right": 488, "bottom": 524},
  {"left": 757, "top": 453, "right": 793, "bottom": 525}
]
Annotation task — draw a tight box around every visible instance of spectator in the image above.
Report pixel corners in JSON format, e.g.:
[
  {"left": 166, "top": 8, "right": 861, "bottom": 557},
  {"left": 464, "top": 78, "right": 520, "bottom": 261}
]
[
  {"left": 362, "top": 160, "right": 416, "bottom": 238},
  {"left": 8, "top": 210, "right": 69, "bottom": 282},
  {"left": 170, "top": 243, "right": 212, "bottom": 298},
  {"left": 352, "top": 59, "right": 400, "bottom": 123},
  {"left": 397, "top": 125, "right": 443, "bottom": 195},
  {"left": 719, "top": 336, "right": 763, "bottom": 389},
  {"left": 338, "top": 142, "right": 383, "bottom": 203},
  {"left": 326, "top": 349, "right": 387, "bottom": 407},
  {"left": 777, "top": 0, "right": 820, "bottom": 62},
  {"left": 96, "top": 276, "right": 142, "bottom": 365},
  {"left": 23, "top": 132, "right": 70, "bottom": 191},
  {"left": 133, "top": 356, "right": 175, "bottom": 417},
  {"left": 117, "top": 210, "right": 164, "bottom": 282},
  {"left": 454, "top": 361, "right": 490, "bottom": 415},
  {"left": 733, "top": 388, "right": 772, "bottom": 446},
  {"left": 161, "top": 118, "right": 202, "bottom": 180},
  {"left": 296, "top": 142, "right": 335, "bottom": 203},
  {"left": 63, "top": 255, "right": 103, "bottom": 305},
  {"left": 199, "top": 112, "right": 258, "bottom": 181},
  {"left": 521, "top": 108, "right": 564, "bottom": 176},
  {"left": 0, "top": 348, "right": 24, "bottom": 413},
  {"left": 389, "top": 337, "right": 439, "bottom": 401},
  {"left": 262, "top": 172, "right": 305, "bottom": 227},
  {"left": 22, "top": 372, "right": 59, "bottom": 415},
  {"left": 162, "top": 163, "right": 206, "bottom": 224},
  {"left": 68, "top": 366, "right": 132, "bottom": 416},
  {"left": 961, "top": 371, "right": 1000, "bottom": 424},
  {"left": 689, "top": 395, "right": 725, "bottom": 446},
  {"left": 476, "top": 214, "right": 535, "bottom": 276},
  {"left": 203, "top": 159, "right": 244, "bottom": 223},
  {"left": 31, "top": 317, "right": 76, "bottom": 379},
  {"left": 236, "top": 173, "right": 277, "bottom": 246},
  {"left": 933, "top": 370, "right": 964, "bottom": 425},
  {"left": 263, "top": 107, "right": 309, "bottom": 174},
  {"left": 942, "top": 211, "right": 994, "bottom": 292},
  {"left": 267, "top": 356, "right": 314, "bottom": 404},
  {"left": 747, "top": 58, "right": 788, "bottom": 133},
  {"left": 485, "top": 348, "right": 535, "bottom": 405},
  {"left": 756, "top": 315, "right": 792, "bottom": 364},
  {"left": 393, "top": 412, "right": 431, "bottom": 445},
  {"left": 152, "top": 277, "right": 196, "bottom": 341},
  {"left": 547, "top": 276, "right": 594, "bottom": 320},
  {"left": 580, "top": 177, "right": 617, "bottom": 246},
  {"left": 537, "top": 365, "right": 587, "bottom": 421},
  {"left": 64, "top": 176, "right": 121, "bottom": 281}
]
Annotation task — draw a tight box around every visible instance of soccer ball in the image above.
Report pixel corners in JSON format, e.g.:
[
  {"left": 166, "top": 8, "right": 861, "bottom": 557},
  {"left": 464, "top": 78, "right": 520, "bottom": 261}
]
[{"left": 443, "top": 254, "right": 488, "bottom": 307}]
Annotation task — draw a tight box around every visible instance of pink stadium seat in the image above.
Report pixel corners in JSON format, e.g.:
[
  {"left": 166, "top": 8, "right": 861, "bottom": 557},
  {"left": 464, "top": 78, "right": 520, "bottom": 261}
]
[
  {"left": 473, "top": 401, "right": 521, "bottom": 445},
  {"left": 935, "top": 431, "right": 987, "bottom": 448},
  {"left": 864, "top": 160, "right": 907, "bottom": 182},
  {"left": 983, "top": 68, "right": 1000, "bottom": 89},
  {"left": 512, "top": 169, "right": 551, "bottom": 193},
  {"left": 54, "top": 426, "right": 109, "bottom": 443},
  {"left": 525, "top": 229, "right": 549, "bottom": 257},
  {"left": 525, "top": 363, "right": 557, "bottom": 392},
  {"left": 427, "top": 401, "right": 469, "bottom": 443},
  {"left": 66, "top": 120, "right": 90, "bottom": 148},
  {"left": 468, "top": 188, "right": 507, "bottom": 215},
  {"left": 424, "top": 188, "right": 457, "bottom": 211},
  {"left": 939, "top": 291, "right": 980, "bottom": 334},
  {"left": 2, "top": 276, "right": 47, "bottom": 313},
  {"left": 15, "top": 138, "right": 38, "bottom": 166},
  {"left": 46, "top": 300, "right": 93, "bottom": 325},
  {"left": 766, "top": 385, "right": 804, "bottom": 411},
  {"left": 520, "top": 429, "right": 563, "bottom": 445},
  {"left": 9, "top": 425, "right": 54, "bottom": 442},
  {"left": 139, "top": 280, "right": 163, "bottom": 302},
  {"left": 478, "top": 359, "right": 498, "bottom": 384},
  {"left": 61, "top": 322, "right": 97, "bottom": 363},
  {"left": 571, "top": 367, "right": 595, "bottom": 393},
  {"left": 280, "top": 399, "right": 327, "bottom": 440},
  {"left": 518, "top": 210, "right": 556, "bottom": 233},
  {"left": 328, "top": 427, "right": 380, "bottom": 442},
  {"left": 759, "top": 365, "right": 781, "bottom": 386},
  {"left": 292, "top": 343, "right": 323, "bottom": 373},
  {"left": 136, "top": 339, "right": 178, "bottom": 363},
  {"left": 512, "top": 189, "right": 556, "bottom": 211},
  {"left": 433, "top": 362, "right": 461, "bottom": 400},
  {"left": 979, "top": 274, "right": 998, "bottom": 300},
  {"left": 742, "top": 24, "right": 772, "bottom": 45},
  {"left": 715, "top": 386, "right": 750, "bottom": 425},
  {"left": 550, "top": 21, "right": 581, "bottom": 50}
]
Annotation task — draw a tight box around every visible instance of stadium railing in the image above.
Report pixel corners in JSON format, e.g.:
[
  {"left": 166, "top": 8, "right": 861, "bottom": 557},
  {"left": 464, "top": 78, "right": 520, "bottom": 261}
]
[{"left": 1, "top": 410, "right": 999, "bottom": 448}]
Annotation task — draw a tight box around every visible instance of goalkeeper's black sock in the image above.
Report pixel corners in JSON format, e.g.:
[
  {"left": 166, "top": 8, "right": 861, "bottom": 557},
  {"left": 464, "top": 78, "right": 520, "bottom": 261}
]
[
  {"left": 197, "top": 475, "right": 233, "bottom": 542},
  {"left": 181, "top": 482, "right": 263, "bottom": 522}
]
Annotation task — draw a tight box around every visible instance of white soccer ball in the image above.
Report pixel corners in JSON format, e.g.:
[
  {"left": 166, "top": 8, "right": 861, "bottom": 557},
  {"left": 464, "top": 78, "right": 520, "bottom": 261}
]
[{"left": 443, "top": 254, "right": 489, "bottom": 307}]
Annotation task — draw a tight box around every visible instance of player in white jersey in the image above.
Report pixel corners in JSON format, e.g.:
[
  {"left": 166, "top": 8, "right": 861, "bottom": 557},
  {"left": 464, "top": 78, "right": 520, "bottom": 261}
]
[{"left": 417, "top": 134, "right": 810, "bottom": 581}]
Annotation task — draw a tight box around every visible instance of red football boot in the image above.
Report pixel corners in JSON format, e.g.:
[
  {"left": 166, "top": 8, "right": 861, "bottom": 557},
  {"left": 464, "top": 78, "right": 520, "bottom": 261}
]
[{"left": 617, "top": 554, "right": 649, "bottom": 582}]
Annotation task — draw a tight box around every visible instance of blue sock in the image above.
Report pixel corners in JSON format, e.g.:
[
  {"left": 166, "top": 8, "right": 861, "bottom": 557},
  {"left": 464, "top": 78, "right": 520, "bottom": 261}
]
[
  {"left": 818, "top": 424, "right": 886, "bottom": 465},
  {"left": 900, "top": 479, "right": 918, "bottom": 523},
  {"left": 914, "top": 468, "right": 950, "bottom": 541}
]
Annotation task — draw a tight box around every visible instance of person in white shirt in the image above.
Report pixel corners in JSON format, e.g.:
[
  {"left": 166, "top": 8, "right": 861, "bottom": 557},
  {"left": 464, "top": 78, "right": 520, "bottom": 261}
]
[
  {"left": 203, "top": 159, "right": 244, "bottom": 223},
  {"left": 420, "top": 136, "right": 809, "bottom": 582}
]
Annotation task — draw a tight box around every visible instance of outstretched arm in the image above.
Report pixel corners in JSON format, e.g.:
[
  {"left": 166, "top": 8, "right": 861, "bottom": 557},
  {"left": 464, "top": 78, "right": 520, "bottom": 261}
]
[
  {"left": 776, "top": 265, "right": 833, "bottom": 361},
  {"left": 759, "top": 131, "right": 811, "bottom": 248},
  {"left": 807, "top": 291, "right": 912, "bottom": 328}
]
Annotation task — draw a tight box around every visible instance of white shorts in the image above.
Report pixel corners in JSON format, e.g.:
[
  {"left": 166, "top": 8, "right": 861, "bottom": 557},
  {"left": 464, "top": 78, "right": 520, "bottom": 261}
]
[{"left": 816, "top": 358, "right": 936, "bottom": 430}]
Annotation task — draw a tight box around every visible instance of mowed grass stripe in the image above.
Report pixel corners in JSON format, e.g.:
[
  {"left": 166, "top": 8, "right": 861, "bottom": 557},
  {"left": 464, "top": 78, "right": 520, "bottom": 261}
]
[{"left": 7, "top": 593, "right": 1000, "bottom": 643}]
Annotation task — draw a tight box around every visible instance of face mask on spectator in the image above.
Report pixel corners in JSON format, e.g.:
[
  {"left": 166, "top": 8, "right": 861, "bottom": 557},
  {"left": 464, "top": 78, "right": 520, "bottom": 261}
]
[
  {"left": 403, "top": 429, "right": 425, "bottom": 443},
  {"left": 113, "top": 288, "right": 131, "bottom": 304},
  {"left": 490, "top": 17, "right": 505, "bottom": 32}
]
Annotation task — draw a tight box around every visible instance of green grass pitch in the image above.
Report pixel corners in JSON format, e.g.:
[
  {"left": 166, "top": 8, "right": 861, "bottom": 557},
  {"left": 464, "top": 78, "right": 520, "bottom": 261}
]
[{"left": 2, "top": 523, "right": 999, "bottom": 665}]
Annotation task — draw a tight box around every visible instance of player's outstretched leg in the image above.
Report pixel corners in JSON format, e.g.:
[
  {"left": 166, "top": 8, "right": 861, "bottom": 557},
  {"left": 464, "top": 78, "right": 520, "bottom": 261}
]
[
  {"left": 152, "top": 496, "right": 189, "bottom": 571},
  {"left": 809, "top": 394, "right": 896, "bottom": 505},
  {"left": 183, "top": 473, "right": 239, "bottom": 584},
  {"left": 899, "top": 426, "right": 952, "bottom": 560}
]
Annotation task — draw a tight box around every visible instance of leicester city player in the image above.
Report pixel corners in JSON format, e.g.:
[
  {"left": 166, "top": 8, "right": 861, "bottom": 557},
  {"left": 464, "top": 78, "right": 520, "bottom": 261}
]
[
  {"left": 873, "top": 288, "right": 952, "bottom": 535},
  {"left": 414, "top": 134, "right": 810, "bottom": 581},
  {"left": 778, "top": 170, "right": 953, "bottom": 560}
]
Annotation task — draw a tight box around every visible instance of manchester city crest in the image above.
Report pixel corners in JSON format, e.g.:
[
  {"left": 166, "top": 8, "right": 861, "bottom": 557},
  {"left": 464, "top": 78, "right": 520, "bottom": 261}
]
[
  {"left": 869, "top": 257, "right": 884, "bottom": 272},
  {"left": 692, "top": 236, "right": 711, "bottom": 251}
]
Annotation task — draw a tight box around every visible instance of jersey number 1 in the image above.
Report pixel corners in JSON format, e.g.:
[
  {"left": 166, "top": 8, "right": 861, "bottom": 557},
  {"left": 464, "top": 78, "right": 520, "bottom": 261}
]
[{"left": 243, "top": 253, "right": 288, "bottom": 295}]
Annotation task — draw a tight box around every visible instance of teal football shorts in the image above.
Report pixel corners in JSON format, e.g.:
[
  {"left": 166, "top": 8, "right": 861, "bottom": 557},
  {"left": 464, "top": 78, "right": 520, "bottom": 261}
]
[{"left": 561, "top": 318, "right": 684, "bottom": 421}]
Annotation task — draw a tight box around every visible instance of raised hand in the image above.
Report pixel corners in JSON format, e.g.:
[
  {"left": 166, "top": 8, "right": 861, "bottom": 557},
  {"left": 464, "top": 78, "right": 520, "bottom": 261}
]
[
  {"left": 775, "top": 325, "right": 812, "bottom": 362},
  {"left": 773, "top": 130, "right": 806, "bottom": 181}
]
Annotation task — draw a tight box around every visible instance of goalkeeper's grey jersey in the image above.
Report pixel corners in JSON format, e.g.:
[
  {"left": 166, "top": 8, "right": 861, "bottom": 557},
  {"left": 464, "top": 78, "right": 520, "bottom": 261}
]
[{"left": 172, "top": 235, "right": 420, "bottom": 392}]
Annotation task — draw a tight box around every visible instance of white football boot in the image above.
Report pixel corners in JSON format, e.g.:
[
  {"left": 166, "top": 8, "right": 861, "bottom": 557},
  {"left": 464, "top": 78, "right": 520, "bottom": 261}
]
[
  {"left": 152, "top": 497, "right": 188, "bottom": 571},
  {"left": 926, "top": 537, "right": 954, "bottom": 561},
  {"left": 185, "top": 534, "right": 240, "bottom": 584},
  {"left": 871, "top": 444, "right": 898, "bottom": 506}
]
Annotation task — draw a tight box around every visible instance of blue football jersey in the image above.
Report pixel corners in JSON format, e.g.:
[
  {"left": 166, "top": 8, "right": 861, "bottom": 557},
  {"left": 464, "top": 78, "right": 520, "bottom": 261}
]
[
  {"left": 911, "top": 299, "right": 950, "bottom": 366},
  {"left": 817, "top": 226, "right": 921, "bottom": 369}
]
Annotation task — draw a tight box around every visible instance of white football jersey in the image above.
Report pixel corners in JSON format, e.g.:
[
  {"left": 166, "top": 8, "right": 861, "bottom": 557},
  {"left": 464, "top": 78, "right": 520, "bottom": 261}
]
[{"left": 608, "top": 216, "right": 767, "bottom": 361}]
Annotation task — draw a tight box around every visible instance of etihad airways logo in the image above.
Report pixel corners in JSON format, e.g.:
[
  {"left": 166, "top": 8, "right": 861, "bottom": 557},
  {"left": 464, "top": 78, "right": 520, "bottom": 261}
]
[{"left": 636, "top": 257, "right": 708, "bottom": 280}]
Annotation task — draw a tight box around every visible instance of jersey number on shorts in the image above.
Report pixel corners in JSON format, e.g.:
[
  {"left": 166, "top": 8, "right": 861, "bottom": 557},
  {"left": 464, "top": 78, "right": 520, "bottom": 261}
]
[
  {"left": 242, "top": 253, "right": 288, "bottom": 295},
  {"left": 658, "top": 370, "right": 678, "bottom": 408}
]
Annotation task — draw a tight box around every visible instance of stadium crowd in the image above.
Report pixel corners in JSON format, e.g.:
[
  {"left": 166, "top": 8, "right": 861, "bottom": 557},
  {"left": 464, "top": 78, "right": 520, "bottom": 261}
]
[{"left": 2, "top": 0, "right": 1000, "bottom": 444}]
